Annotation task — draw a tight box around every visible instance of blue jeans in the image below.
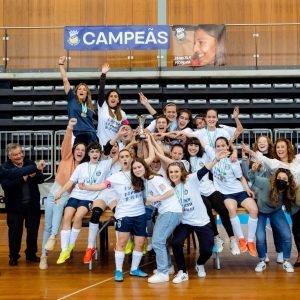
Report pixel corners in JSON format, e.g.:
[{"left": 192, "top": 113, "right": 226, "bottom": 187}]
[
  {"left": 152, "top": 211, "right": 182, "bottom": 274},
  {"left": 256, "top": 209, "right": 292, "bottom": 260},
  {"left": 42, "top": 181, "right": 69, "bottom": 255}
]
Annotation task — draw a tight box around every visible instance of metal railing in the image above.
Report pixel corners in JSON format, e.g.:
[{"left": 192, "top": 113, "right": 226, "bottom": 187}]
[
  {"left": 1, "top": 23, "right": 300, "bottom": 72},
  {"left": 1, "top": 127, "right": 298, "bottom": 184}
]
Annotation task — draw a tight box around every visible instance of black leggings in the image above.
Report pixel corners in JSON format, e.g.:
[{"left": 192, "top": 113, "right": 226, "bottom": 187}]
[
  {"left": 203, "top": 191, "right": 234, "bottom": 238},
  {"left": 172, "top": 223, "right": 214, "bottom": 272},
  {"left": 291, "top": 209, "right": 300, "bottom": 252}
]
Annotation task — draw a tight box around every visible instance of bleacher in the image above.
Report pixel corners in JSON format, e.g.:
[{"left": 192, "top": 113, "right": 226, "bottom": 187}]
[
  {"left": 1, "top": 74, "right": 300, "bottom": 181},
  {"left": 1, "top": 76, "right": 300, "bottom": 131}
]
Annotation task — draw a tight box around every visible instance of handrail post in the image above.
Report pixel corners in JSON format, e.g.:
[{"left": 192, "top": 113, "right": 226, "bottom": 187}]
[{"left": 3, "top": 29, "right": 8, "bottom": 72}]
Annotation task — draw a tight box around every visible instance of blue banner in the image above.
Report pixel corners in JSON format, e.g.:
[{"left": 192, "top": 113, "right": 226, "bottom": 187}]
[{"left": 64, "top": 26, "right": 170, "bottom": 50}]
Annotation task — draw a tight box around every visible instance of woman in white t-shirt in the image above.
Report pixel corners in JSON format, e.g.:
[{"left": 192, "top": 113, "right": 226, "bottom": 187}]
[
  {"left": 79, "top": 138, "right": 155, "bottom": 282},
  {"left": 54, "top": 142, "right": 113, "bottom": 264},
  {"left": 131, "top": 158, "right": 182, "bottom": 284},
  {"left": 184, "top": 137, "right": 238, "bottom": 255},
  {"left": 97, "top": 63, "right": 128, "bottom": 146},
  {"left": 192, "top": 107, "right": 243, "bottom": 148},
  {"left": 207, "top": 137, "right": 258, "bottom": 257},
  {"left": 167, "top": 150, "right": 227, "bottom": 283}
]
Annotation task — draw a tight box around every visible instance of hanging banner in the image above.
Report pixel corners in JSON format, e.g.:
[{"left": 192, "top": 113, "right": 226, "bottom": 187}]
[
  {"left": 171, "top": 25, "right": 226, "bottom": 67},
  {"left": 64, "top": 25, "right": 170, "bottom": 50}
]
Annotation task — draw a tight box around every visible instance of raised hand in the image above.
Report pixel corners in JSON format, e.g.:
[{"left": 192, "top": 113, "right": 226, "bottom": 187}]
[
  {"left": 138, "top": 92, "right": 148, "bottom": 106},
  {"left": 233, "top": 106, "right": 240, "bottom": 119},
  {"left": 102, "top": 63, "right": 110, "bottom": 74},
  {"left": 68, "top": 118, "right": 77, "bottom": 128},
  {"left": 58, "top": 56, "right": 66, "bottom": 65}
]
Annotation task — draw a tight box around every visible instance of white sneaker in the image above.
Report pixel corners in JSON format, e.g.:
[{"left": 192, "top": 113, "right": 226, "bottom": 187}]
[
  {"left": 277, "top": 252, "right": 284, "bottom": 264},
  {"left": 214, "top": 236, "right": 224, "bottom": 253},
  {"left": 172, "top": 270, "right": 189, "bottom": 284},
  {"left": 264, "top": 254, "right": 270, "bottom": 263},
  {"left": 255, "top": 261, "right": 267, "bottom": 272},
  {"left": 153, "top": 265, "right": 175, "bottom": 275},
  {"left": 44, "top": 236, "right": 56, "bottom": 251},
  {"left": 39, "top": 254, "right": 48, "bottom": 270},
  {"left": 195, "top": 264, "right": 206, "bottom": 278},
  {"left": 148, "top": 272, "right": 169, "bottom": 283},
  {"left": 230, "top": 239, "right": 240, "bottom": 255},
  {"left": 283, "top": 261, "right": 294, "bottom": 273}
]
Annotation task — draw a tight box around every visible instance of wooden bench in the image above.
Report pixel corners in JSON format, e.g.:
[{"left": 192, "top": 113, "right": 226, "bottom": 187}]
[{"left": 187, "top": 207, "right": 249, "bottom": 270}]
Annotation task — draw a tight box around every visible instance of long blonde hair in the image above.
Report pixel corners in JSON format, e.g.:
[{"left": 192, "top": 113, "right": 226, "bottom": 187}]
[{"left": 74, "top": 83, "right": 95, "bottom": 113}]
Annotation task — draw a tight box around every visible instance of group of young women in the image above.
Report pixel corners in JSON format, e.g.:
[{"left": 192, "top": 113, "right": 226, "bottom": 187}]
[{"left": 38, "top": 57, "right": 299, "bottom": 284}]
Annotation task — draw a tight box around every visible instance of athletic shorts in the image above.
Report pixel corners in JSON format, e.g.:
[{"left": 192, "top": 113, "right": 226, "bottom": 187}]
[{"left": 115, "top": 214, "right": 147, "bottom": 237}]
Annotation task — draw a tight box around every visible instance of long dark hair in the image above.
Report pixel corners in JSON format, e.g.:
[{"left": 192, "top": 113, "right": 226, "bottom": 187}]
[
  {"left": 106, "top": 89, "right": 123, "bottom": 121},
  {"left": 131, "top": 158, "right": 161, "bottom": 192},
  {"left": 270, "top": 168, "right": 297, "bottom": 211}
]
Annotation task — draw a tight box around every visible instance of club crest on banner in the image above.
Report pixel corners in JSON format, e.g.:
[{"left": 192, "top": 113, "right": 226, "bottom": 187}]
[{"left": 67, "top": 30, "right": 80, "bottom": 46}]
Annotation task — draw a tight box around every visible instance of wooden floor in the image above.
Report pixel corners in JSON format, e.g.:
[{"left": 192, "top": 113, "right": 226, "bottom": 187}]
[{"left": 0, "top": 214, "right": 299, "bottom": 300}]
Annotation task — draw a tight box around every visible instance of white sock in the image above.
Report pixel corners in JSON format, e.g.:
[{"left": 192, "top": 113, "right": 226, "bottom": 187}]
[
  {"left": 131, "top": 250, "right": 143, "bottom": 271},
  {"left": 247, "top": 217, "right": 258, "bottom": 242},
  {"left": 61, "top": 230, "right": 71, "bottom": 251},
  {"left": 88, "top": 222, "right": 99, "bottom": 248},
  {"left": 230, "top": 216, "right": 244, "bottom": 239},
  {"left": 69, "top": 228, "right": 80, "bottom": 246},
  {"left": 115, "top": 250, "right": 125, "bottom": 272}
]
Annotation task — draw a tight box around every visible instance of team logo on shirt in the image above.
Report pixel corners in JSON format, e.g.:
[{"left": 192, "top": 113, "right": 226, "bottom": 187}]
[
  {"left": 96, "top": 171, "right": 102, "bottom": 176},
  {"left": 184, "top": 189, "right": 188, "bottom": 195},
  {"left": 117, "top": 219, "right": 122, "bottom": 228}
]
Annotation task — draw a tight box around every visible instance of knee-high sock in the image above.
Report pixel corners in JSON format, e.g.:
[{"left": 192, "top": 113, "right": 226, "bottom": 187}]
[
  {"left": 69, "top": 228, "right": 80, "bottom": 246},
  {"left": 247, "top": 217, "right": 258, "bottom": 242},
  {"left": 61, "top": 230, "right": 71, "bottom": 251},
  {"left": 131, "top": 250, "right": 143, "bottom": 271},
  {"left": 88, "top": 222, "right": 99, "bottom": 248},
  {"left": 115, "top": 250, "right": 125, "bottom": 272},
  {"left": 230, "top": 216, "right": 244, "bottom": 239}
]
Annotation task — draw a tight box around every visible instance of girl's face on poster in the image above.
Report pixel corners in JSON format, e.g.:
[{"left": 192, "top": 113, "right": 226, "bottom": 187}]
[{"left": 193, "top": 29, "right": 217, "bottom": 66}]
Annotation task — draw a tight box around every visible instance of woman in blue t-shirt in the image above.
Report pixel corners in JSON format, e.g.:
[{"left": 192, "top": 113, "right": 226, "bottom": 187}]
[{"left": 58, "top": 56, "right": 98, "bottom": 145}]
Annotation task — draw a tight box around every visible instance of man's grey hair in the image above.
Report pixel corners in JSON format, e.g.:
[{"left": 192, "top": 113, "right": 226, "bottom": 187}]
[{"left": 6, "top": 143, "right": 22, "bottom": 156}]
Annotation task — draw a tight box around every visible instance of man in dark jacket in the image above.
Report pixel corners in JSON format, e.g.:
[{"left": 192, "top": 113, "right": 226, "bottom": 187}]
[{"left": 1, "top": 143, "right": 45, "bottom": 266}]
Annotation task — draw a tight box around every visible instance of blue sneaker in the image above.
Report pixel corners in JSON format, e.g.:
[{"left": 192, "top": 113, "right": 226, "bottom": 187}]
[
  {"left": 130, "top": 269, "right": 148, "bottom": 277},
  {"left": 114, "top": 270, "right": 124, "bottom": 282}
]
